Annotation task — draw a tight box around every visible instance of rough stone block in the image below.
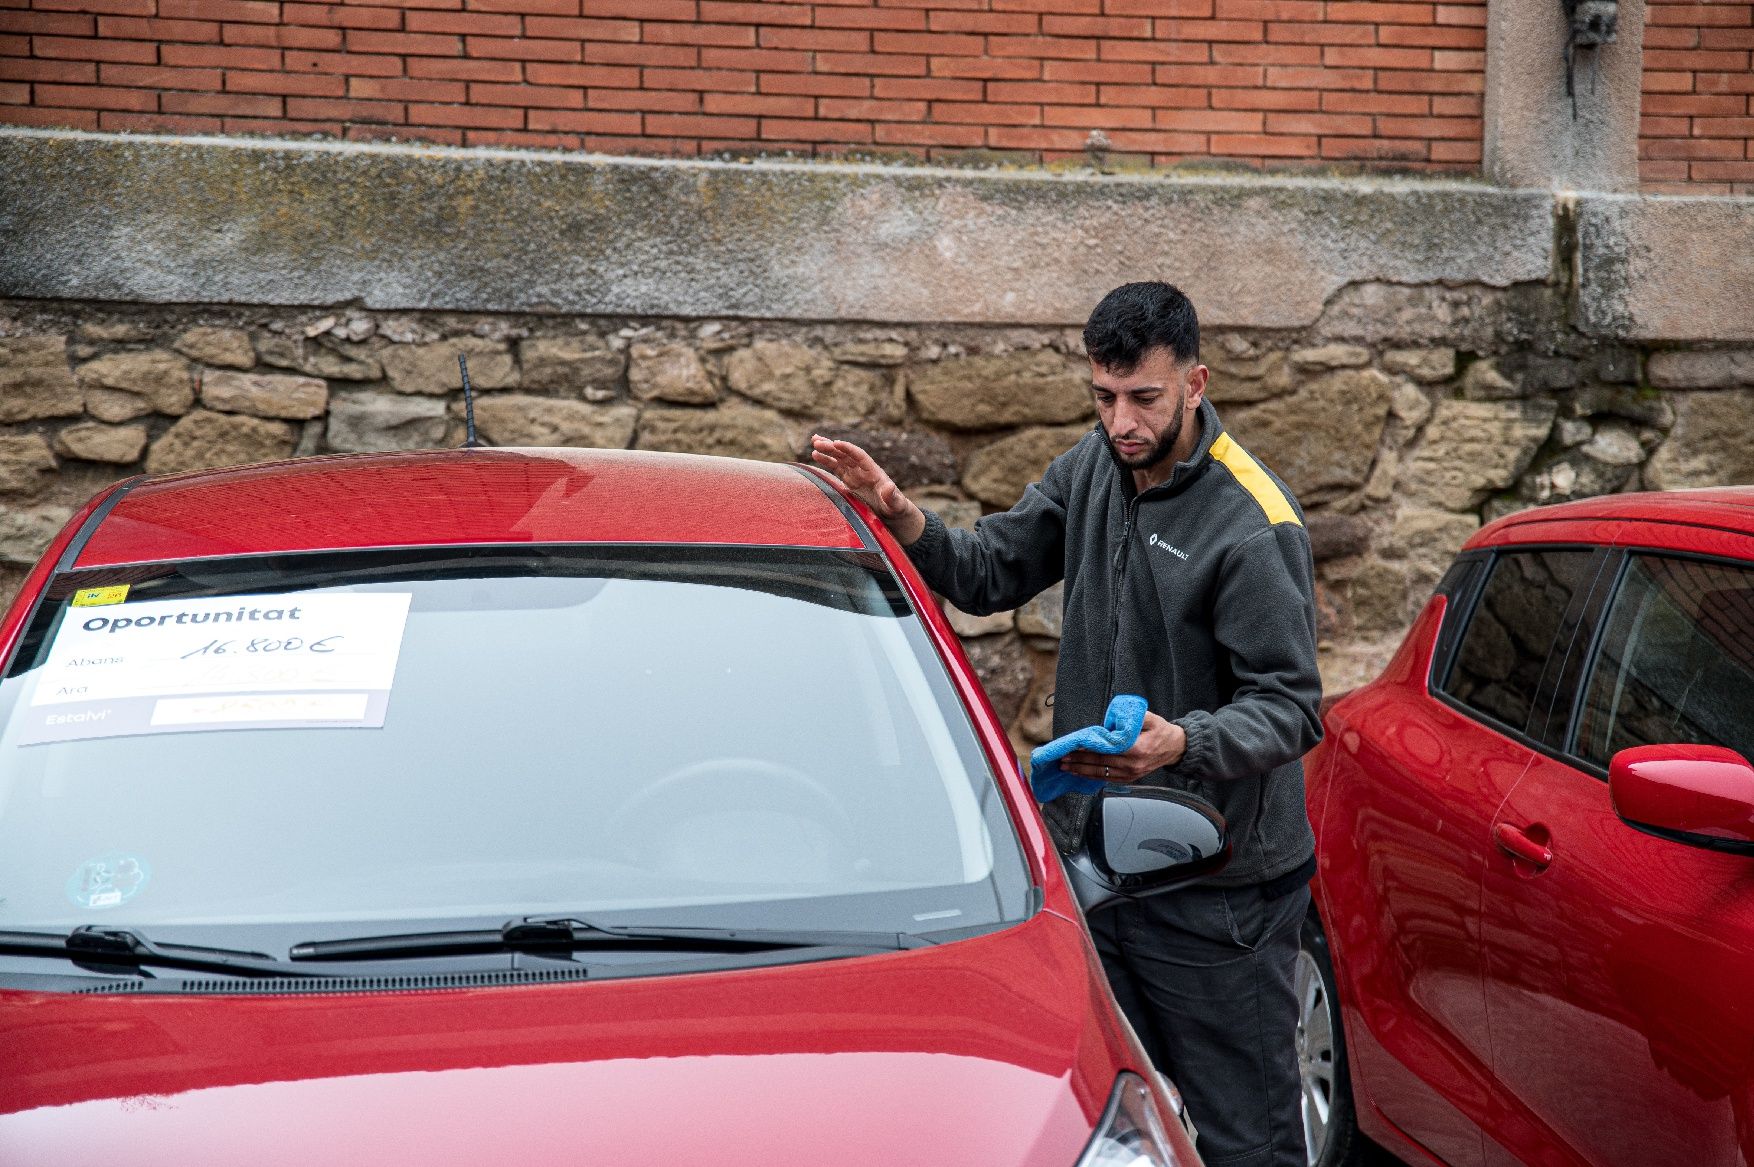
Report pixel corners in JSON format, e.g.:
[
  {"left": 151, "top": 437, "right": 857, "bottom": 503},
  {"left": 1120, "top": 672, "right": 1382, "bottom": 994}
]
[
  {"left": 1564, "top": 385, "right": 1674, "bottom": 427},
  {"left": 1342, "top": 558, "right": 1417, "bottom": 635},
  {"left": 473, "top": 395, "right": 637, "bottom": 449},
  {"left": 174, "top": 326, "right": 255, "bottom": 369},
  {"left": 636, "top": 401, "right": 799, "bottom": 463},
  {"left": 1290, "top": 344, "right": 1370, "bottom": 370},
  {"left": 831, "top": 339, "right": 909, "bottom": 366},
  {"left": 1313, "top": 579, "right": 1349, "bottom": 643},
  {"left": 79, "top": 321, "right": 151, "bottom": 343},
  {"left": 0, "top": 434, "right": 57, "bottom": 494},
  {"left": 1581, "top": 420, "right": 1645, "bottom": 467},
  {"left": 0, "top": 336, "right": 84, "bottom": 422},
  {"left": 258, "top": 334, "right": 382, "bottom": 382},
  {"left": 923, "top": 496, "right": 982, "bottom": 533},
  {"left": 0, "top": 504, "right": 75, "bottom": 566},
  {"left": 84, "top": 388, "right": 153, "bottom": 424},
  {"left": 1226, "top": 368, "right": 1396, "bottom": 503},
  {"left": 54, "top": 422, "right": 148, "bottom": 464},
  {"left": 1206, "top": 350, "right": 1293, "bottom": 404},
  {"left": 962, "top": 424, "right": 1089, "bottom": 508},
  {"left": 518, "top": 336, "right": 625, "bottom": 396},
  {"left": 1382, "top": 507, "right": 1480, "bottom": 564},
  {"left": 326, "top": 394, "right": 448, "bottom": 453},
  {"left": 145, "top": 410, "right": 296, "bottom": 475},
  {"left": 77, "top": 350, "right": 195, "bottom": 415},
  {"left": 1400, "top": 399, "right": 1557, "bottom": 511},
  {"left": 628, "top": 342, "right": 716, "bottom": 405},
  {"left": 1018, "top": 655, "right": 1056, "bottom": 745},
  {"left": 1460, "top": 358, "right": 1521, "bottom": 400},
  {"left": 726, "top": 340, "right": 877, "bottom": 422},
  {"left": 1646, "top": 349, "right": 1754, "bottom": 390},
  {"left": 200, "top": 369, "right": 329, "bottom": 420},
  {"left": 382, "top": 338, "right": 516, "bottom": 395},
  {"left": 1362, "top": 446, "right": 1400, "bottom": 504},
  {"left": 962, "top": 632, "right": 1032, "bottom": 725},
  {"left": 1390, "top": 381, "right": 1434, "bottom": 430},
  {"left": 334, "top": 315, "right": 375, "bottom": 342},
  {"left": 1382, "top": 347, "right": 1456, "bottom": 383},
  {"left": 1306, "top": 511, "right": 1372, "bottom": 562},
  {"left": 1510, "top": 353, "right": 1580, "bottom": 392},
  {"left": 1016, "top": 580, "right": 1064, "bottom": 639},
  {"left": 945, "top": 604, "right": 1015, "bottom": 638},
  {"left": 1556, "top": 417, "right": 1593, "bottom": 447},
  {"left": 1593, "top": 346, "right": 1640, "bottom": 385},
  {"left": 1645, "top": 389, "right": 1754, "bottom": 490},
  {"left": 909, "top": 351, "right": 1091, "bottom": 430},
  {"left": 1526, "top": 447, "right": 1638, "bottom": 503}
]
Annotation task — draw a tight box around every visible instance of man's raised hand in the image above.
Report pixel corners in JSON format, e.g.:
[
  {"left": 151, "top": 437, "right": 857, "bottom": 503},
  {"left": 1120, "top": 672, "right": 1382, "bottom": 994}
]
[{"left": 810, "top": 435, "right": 926, "bottom": 546}]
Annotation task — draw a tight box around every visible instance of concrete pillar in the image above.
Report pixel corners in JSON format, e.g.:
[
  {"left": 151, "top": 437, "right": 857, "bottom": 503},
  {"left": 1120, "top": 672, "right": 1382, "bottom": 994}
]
[{"left": 1483, "top": 0, "right": 1646, "bottom": 192}]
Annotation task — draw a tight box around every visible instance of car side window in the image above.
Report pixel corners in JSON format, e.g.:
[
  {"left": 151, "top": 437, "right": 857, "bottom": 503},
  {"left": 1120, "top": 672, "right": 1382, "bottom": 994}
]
[
  {"left": 1574, "top": 555, "right": 1754, "bottom": 767},
  {"left": 1441, "top": 549, "right": 1598, "bottom": 736},
  {"left": 1428, "top": 554, "right": 1486, "bottom": 684}
]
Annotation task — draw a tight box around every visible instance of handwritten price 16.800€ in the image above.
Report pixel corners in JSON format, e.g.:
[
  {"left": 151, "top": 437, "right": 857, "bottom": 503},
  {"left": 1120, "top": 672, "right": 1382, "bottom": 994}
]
[{"left": 180, "top": 636, "right": 342, "bottom": 660}]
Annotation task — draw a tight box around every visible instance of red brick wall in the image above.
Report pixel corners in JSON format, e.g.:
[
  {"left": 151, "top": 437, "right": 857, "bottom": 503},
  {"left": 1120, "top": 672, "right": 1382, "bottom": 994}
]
[
  {"left": 1640, "top": 0, "right": 1754, "bottom": 194},
  {"left": 4, "top": 0, "right": 1486, "bottom": 172}
]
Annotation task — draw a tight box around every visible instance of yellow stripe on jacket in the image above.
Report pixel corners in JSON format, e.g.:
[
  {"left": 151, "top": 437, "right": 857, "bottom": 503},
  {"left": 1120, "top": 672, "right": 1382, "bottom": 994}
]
[{"left": 1209, "top": 433, "right": 1301, "bottom": 527}]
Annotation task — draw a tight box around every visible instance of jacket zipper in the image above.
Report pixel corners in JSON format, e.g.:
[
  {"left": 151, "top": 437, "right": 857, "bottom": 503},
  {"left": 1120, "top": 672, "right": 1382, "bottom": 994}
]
[{"left": 1103, "top": 495, "right": 1139, "bottom": 699}]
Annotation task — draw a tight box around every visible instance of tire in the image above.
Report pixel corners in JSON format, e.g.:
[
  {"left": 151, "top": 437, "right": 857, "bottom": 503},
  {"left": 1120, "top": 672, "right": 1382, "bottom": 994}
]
[{"left": 1298, "top": 909, "right": 1364, "bottom": 1167}]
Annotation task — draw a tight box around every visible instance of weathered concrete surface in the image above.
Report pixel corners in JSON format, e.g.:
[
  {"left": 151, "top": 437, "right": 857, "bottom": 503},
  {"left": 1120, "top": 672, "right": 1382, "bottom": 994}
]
[
  {"left": 1484, "top": 0, "right": 1645, "bottom": 192},
  {"left": 0, "top": 128, "right": 1551, "bottom": 329},
  {"left": 1575, "top": 194, "right": 1754, "bottom": 341}
]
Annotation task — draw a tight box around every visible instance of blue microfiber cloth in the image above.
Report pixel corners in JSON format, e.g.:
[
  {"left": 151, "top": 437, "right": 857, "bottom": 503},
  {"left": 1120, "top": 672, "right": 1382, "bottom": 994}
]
[{"left": 1028, "top": 694, "right": 1149, "bottom": 803}]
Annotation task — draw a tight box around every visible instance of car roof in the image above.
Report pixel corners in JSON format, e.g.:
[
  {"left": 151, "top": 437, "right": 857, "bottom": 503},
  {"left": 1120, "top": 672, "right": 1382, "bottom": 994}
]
[
  {"left": 72, "top": 448, "right": 866, "bottom": 569},
  {"left": 1467, "top": 486, "right": 1754, "bottom": 551}
]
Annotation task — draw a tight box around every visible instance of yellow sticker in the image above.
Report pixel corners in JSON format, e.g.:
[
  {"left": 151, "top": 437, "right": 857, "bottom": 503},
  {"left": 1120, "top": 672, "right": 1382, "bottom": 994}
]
[{"left": 71, "top": 585, "right": 130, "bottom": 608}]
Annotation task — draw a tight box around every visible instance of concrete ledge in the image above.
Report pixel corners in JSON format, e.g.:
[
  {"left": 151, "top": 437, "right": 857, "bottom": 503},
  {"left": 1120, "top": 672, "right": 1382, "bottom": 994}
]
[
  {"left": 1575, "top": 193, "right": 1754, "bottom": 341},
  {"left": 0, "top": 128, "right": 1553, "bottom": 329}
]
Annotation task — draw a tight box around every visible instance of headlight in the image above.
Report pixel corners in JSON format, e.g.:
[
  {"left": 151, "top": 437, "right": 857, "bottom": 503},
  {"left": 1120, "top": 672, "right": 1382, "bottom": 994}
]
[{"left": 1075, "top": 1072, "right": 1197, "bottom": 1167}]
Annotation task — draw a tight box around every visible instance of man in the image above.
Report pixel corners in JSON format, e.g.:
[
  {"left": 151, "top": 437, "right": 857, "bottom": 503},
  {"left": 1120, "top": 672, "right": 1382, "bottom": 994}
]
[{"left": 811, "top": 281, "right": 1322, "bottom": 1167}]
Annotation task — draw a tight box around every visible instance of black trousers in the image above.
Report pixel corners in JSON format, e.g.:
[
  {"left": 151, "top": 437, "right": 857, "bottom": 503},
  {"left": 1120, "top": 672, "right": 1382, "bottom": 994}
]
[{"left": 1086, "top": 881, "right": 1309, "bottom": 1167}]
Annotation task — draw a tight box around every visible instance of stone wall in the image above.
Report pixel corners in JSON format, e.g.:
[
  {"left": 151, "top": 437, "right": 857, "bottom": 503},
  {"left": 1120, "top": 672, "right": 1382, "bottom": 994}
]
[{"left": 5, "top": 295, "right": 1751, "bottom": 754}]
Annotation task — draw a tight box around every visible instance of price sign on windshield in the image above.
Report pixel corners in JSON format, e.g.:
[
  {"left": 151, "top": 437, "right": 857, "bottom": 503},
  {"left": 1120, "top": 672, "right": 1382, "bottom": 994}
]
[{"left": 15, "top": 592, "right": 413, "bottom": 745}]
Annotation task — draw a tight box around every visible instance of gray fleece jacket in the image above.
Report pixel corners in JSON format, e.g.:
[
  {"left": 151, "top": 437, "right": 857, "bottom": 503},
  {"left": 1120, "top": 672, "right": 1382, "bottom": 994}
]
[{"left": 906, "top": 398, "right": 1322, "bottom": 887}]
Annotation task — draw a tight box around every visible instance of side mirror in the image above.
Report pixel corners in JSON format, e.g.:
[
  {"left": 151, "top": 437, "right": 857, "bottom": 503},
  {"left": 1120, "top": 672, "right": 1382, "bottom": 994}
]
[
  {"left": 1065, "top": 787, "right": 1231, "bottom": 914},
  {"left": 1609, "top": 744, "right": 1754, "bottom": 855}
]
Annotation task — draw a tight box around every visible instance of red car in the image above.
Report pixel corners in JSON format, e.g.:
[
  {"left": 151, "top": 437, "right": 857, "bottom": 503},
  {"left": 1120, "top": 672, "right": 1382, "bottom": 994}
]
[
  {"left": 1300, "top": 487, "right": 1754, "bottom": 1167},
  {"left": 0, "top": 447, "right": 1224, "bottom": 1167}
]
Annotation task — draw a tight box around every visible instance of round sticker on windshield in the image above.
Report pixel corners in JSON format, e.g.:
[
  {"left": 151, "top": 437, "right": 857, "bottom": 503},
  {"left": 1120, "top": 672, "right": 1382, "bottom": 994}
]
[{"left": 66, "top": 853, "right": 151, "bottom": 911}]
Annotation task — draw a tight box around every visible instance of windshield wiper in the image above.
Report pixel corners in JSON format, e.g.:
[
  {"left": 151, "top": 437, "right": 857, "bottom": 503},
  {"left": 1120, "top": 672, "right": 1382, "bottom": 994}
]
[
  {"left": 289, "top": 915, "right": 933, "bottom": 963},
  {"left": 0, "top": 927, "right": 312, "bottom": 978}
]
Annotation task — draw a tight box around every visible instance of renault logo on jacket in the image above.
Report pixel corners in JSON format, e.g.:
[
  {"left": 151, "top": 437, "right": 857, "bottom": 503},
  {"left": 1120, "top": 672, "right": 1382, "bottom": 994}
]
[{"left": 1148, "top": 533, "right": 1190, "bottom": 561}]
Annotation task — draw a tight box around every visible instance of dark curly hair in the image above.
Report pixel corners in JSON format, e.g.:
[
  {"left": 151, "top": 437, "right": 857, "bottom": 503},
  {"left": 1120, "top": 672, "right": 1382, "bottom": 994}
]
[{"left": 1082, "top": 281, "right": 1199, "bottom": 375}]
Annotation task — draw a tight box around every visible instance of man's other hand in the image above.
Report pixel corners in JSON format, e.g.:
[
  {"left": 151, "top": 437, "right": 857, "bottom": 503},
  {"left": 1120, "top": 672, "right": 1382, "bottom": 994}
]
[
  {"left": 810, "top": 435, "right": 927, "bottom": 546},
  {"left": 1061, "top": 712, "right": 1187, "bottom": 783}
]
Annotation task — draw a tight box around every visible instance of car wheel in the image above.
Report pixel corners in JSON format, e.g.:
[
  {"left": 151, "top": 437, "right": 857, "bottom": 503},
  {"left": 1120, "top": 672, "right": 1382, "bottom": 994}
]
[{"left": 1298, "top": 910, "right": 1362, "bottom": 1167}]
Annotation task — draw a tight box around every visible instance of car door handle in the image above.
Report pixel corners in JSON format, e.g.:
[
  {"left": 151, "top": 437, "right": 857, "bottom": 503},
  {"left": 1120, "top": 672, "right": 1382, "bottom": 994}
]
[{"left": 1493, "top": 823, "right": 1553, "bottom": 869}]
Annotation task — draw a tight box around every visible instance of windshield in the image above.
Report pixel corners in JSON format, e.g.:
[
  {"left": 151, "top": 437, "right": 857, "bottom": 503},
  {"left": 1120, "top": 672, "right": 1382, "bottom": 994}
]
[{"left": 0, "top": 545, "right": 1031, "bottom": 972}]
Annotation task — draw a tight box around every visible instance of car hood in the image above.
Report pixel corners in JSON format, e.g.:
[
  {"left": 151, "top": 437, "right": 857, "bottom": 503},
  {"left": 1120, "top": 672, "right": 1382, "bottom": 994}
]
[{"left": 0, "top": 911, "right": 1134, "bottom": 1167}]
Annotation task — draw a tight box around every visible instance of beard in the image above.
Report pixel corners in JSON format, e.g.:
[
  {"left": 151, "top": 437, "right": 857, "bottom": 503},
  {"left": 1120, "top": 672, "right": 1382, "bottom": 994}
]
[{"left": 1105, "top": 396, "right": 1186, "bottom": 472}]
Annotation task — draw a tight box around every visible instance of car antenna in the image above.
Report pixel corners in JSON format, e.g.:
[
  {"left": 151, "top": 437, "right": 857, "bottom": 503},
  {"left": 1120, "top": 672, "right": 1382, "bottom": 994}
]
[{"left": 458, "top": 352, "right": 481, "bottom": 448}]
